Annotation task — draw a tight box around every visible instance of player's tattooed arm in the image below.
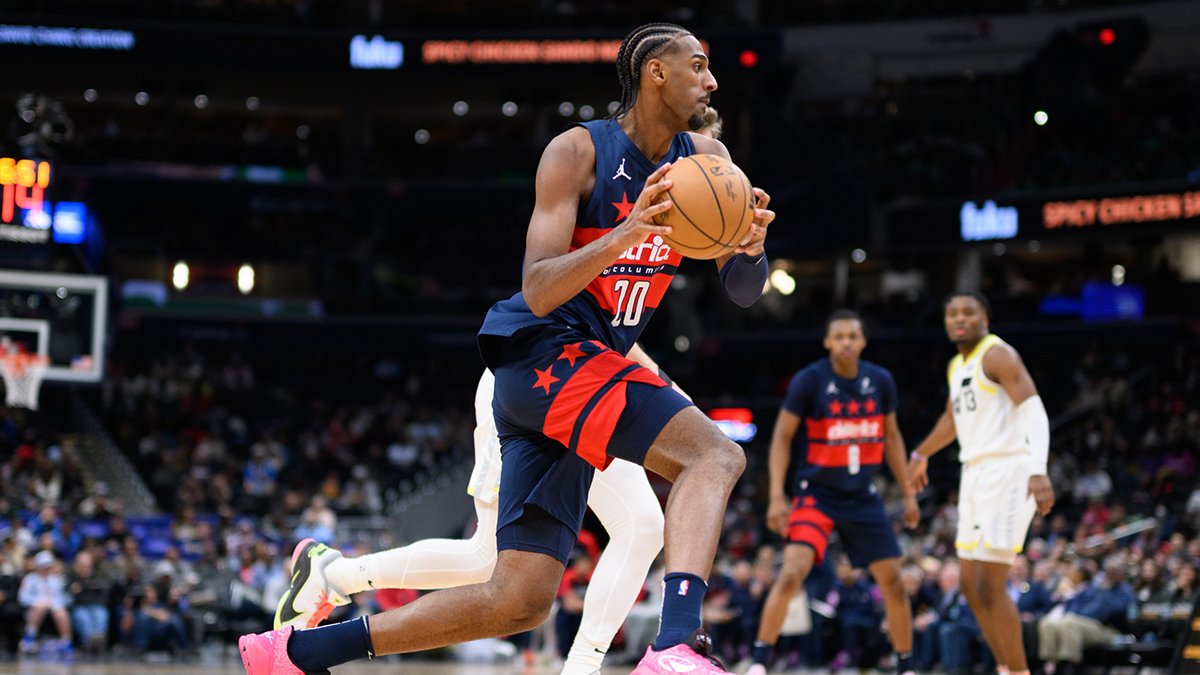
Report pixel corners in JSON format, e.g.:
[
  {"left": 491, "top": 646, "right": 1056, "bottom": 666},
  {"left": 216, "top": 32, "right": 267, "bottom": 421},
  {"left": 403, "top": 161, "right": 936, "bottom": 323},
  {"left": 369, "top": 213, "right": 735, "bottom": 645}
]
[
  {"left": 908, "top": 397, "right": 956, "bottom": 493},
  {"left": 522, "top": 129, "right": 673, "bottom": 317}
]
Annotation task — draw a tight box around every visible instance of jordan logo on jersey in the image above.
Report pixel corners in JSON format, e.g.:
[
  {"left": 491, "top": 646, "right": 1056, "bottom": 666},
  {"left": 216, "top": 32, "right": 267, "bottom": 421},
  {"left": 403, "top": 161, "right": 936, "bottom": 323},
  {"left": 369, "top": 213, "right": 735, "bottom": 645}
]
[
  {"left": 826, "top": 381, "right": 839, "bottom": 395},
  {"left": 612, "top": 158, "right": 632, "bottom": 181}
]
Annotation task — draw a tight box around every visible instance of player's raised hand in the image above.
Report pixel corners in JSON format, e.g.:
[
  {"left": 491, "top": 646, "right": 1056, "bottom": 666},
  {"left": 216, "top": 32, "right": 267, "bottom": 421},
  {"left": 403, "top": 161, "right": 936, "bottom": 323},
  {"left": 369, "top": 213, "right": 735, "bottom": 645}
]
[
  {"left": 612, "top": 162, "right": 675, "bottom": 250},
  {"left": 766, "top": 494, "right": 791, "bottom": 536},
  {"left": 734, "top": 187, "right": 774, "bottom": 256},
  {"left": 907, "top": 455, "right": 929, "bottom": 493},
  {"left": 1029, "top": 475, "right": 1055, "bottom": 515}
]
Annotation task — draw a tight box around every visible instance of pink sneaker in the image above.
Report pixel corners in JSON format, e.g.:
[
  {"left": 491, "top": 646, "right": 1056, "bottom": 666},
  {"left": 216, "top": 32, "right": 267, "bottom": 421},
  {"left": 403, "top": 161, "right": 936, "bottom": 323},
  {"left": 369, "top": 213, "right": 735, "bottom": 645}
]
[
  {"left": 630, "top": 633, "right": 729, "bottom": 674},
  {"left": 239, "top": 625, "right": 308, "bottom": 675}
]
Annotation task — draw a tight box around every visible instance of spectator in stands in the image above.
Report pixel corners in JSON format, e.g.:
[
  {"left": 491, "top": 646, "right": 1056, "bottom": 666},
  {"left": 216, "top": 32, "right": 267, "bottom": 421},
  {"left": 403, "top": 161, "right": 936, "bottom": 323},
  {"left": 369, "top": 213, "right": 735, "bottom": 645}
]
[
  {"left": 1038, "top": 559, "right": 1135, "bottom": 672},
  {"left": 171, "top": 506, "right": 199, "bottom": 543},
  {"left": 1161, "top": 562, "right": 1199, "bottom": 622},
  {"left": 78, "top": 482, "right": 119, "bottom": 520},
  {"left": 1134, "top": 559, "right": 1167, "bottom": 604},
  {"left": 902, "top": 565, "right": 940, "bottom": 671},
  {"left": 19, "top": 550, "right": 72, "bottom": 655},
  {"left": 56, "top": 520, "right": 82, "bottom": 561},
  {"left": 337, "top": 464, "right": 383, "bottom": 516},
  {"left": 68, "top": 551, "right": 110, "bottom": 653},
  {"left": 704, "top": 559, "right": 761, "bottom": 663},
  {"left": 0, "top": 543, "right": 22, "bottom": 653},
  {"left": 830, "top": 555, "right": 881, "bottom": 669},
  {"left": 935, "top": 561, "right": 991, "bottom": 675},
  {"left": 29, "top": 457, "right": 62, "bottom": 507},
  {"left": 294, "top": 495, "right": 336, "bottom": 544},
  {"left": 122, "top": 583, "right": 192, "bottom": 656},
  {"left": 555, "top": 547, "right": 591, "bottom": 660},
  {"left": 1072, "top": 461, "right": 1113, "bottom": 504},
  {"left": 241, "top": 445, "right": 277, "bottom": 515},
  {"left": 1012, "top": 555, "right": 1054, "bottom": 618}
]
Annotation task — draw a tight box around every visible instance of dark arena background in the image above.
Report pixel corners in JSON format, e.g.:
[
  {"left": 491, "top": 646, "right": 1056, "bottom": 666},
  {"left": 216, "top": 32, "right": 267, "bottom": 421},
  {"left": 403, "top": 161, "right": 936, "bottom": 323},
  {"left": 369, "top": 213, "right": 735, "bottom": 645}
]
[{"left": 1, "top": 0, "right": 1199, "bottom": 673}]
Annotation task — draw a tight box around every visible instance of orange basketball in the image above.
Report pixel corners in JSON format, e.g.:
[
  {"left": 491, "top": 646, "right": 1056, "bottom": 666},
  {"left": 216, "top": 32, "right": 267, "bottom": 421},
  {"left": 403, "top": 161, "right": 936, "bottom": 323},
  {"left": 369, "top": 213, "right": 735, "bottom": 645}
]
[{"left": 652, "top": 154, "right": 756, "bottom": 260}]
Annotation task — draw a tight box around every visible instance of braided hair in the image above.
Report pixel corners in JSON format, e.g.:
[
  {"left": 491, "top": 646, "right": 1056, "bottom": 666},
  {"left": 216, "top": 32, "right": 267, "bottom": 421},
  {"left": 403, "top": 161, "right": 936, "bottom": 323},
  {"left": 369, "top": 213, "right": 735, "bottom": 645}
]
[{"left": 609, "top": 23, "right": 692, "bottom": 120}]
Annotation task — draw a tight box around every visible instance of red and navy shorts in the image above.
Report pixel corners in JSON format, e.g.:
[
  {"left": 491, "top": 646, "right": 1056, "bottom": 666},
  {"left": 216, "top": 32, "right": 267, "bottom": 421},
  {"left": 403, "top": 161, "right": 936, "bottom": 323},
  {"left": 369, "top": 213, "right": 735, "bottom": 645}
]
[
  {"left": 785, "top": 490, "right": 902, "bottom": 567},
  {"left": 488, "top": 326, "right": 692, "bottom": 565}
]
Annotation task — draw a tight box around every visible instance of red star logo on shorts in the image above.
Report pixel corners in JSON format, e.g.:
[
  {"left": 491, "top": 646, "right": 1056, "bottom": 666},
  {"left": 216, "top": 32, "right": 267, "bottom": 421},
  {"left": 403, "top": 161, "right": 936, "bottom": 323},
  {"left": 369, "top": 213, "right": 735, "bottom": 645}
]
[
  {"left": 557, "top": 343, "right": 587, "bottom": 367},
  {"left": 828, "top": 400, "right": 843, "bottom": 415},
  {"left": 847, "top": 400, "right": 861, "bottom": 415},
  {"left": 532, "top": 366, "right": 559, "bottom": 394},
  {"left": 612, "top": 193, "right": 635, "bottom": 221},
  {"left": 864, "top": 398, "right": 877, "bottom": 413}
]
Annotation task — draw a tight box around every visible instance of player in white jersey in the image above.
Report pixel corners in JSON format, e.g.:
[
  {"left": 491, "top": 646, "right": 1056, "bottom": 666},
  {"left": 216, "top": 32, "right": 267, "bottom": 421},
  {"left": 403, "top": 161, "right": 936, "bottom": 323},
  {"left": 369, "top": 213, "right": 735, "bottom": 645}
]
[
  {"left": 907, "top": 292, "right": 1055, "bottom": 675},
  {"left": 274, "top": 343, "right": 683, "bottom": 675}
]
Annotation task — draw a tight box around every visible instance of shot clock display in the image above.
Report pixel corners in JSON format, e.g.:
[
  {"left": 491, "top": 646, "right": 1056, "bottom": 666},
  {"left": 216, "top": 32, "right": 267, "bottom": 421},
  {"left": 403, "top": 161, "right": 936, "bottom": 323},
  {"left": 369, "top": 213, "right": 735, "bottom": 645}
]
[{"left": 0, "top": 158, "right": 50, "bottom": 224}]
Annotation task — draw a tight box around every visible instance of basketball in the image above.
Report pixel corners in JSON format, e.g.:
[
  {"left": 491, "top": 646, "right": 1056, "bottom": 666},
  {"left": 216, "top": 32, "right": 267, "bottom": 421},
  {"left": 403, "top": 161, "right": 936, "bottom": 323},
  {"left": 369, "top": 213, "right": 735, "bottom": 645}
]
[{"left": 652, "top": 154, "right": 756, "bottom": 260}]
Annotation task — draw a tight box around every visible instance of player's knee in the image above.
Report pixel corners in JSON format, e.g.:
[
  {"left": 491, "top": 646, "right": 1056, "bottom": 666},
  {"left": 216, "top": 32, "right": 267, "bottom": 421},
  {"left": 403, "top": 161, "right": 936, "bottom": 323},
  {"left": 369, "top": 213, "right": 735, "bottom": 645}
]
[
  {"left": 879, "top": 571, "right": 904, "bottom": 599},
  {"left": 776, "top": 568, "right": 805, "bottom": 596},
  {"left": 629, "top": 508, "right": 665, "bottom": 550},
  {"left": 709, "top": 438, "right": 745, "bottom": 480},
  {"left": 497, "top": 583, "right": 555, "bottom": 631}
]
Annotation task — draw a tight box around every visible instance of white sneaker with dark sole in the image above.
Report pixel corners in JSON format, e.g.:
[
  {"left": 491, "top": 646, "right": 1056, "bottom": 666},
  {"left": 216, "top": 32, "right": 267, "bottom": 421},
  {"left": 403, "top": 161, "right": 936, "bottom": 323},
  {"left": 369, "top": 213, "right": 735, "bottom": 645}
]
[{"left": 273, "top": 538, "right": 350, "bottom": 630}]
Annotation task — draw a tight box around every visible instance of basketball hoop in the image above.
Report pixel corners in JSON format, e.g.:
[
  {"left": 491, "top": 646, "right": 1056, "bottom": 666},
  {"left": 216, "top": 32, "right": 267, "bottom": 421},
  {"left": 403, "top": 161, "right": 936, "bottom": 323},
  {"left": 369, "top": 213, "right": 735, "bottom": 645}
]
[{"left": 0, "top": 351, "right": 49, "bottom": 410}]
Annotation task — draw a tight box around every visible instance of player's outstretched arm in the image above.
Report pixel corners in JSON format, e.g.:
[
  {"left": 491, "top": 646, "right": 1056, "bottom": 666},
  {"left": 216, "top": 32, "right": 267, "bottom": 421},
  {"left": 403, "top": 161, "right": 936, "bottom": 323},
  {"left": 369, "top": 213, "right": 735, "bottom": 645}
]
[
  {"left": 766, "top": 409, "right": 801, "bottom": 535},
  {"left": 983, "top": 345, "right": 1055, "bottom": 515},
  {"left": 522, "top": 129, "right": 675, "bottom": 317},
  {"left": 908, "top": 397, "right": 956, "bottom": 492},
  {"left": 882, "top": 412, "right": 920, "bottom": 529}
]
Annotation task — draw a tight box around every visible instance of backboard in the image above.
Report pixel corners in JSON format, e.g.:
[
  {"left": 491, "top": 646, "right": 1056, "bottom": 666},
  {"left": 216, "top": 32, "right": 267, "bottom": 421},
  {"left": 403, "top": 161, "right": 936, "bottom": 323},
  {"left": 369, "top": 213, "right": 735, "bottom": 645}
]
[{"left": 0, "top": 270, "right": 107, "bottom": 382}]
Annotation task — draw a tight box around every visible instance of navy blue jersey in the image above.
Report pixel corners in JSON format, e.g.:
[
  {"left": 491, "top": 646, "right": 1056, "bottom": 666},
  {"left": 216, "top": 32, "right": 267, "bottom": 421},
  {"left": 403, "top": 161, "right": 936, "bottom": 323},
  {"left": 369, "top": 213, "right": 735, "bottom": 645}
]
[
  {"left": 782, "top": 358, "right": 897, "bottom": 497},
  {"left": 478, "top": 120, "right": 695, "bottom": 359}
]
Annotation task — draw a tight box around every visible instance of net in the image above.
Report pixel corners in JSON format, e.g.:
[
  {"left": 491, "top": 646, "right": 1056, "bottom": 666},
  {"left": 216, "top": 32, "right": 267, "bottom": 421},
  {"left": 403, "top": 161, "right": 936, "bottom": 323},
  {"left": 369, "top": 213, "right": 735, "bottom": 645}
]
[{"left": 0, "top": 352, "right": 49, "bottom": 410}]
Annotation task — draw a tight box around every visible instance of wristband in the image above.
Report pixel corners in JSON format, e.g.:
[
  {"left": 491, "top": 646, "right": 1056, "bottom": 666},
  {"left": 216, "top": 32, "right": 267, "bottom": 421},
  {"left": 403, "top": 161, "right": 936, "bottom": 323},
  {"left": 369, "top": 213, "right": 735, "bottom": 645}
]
[{"left": 910, "top": 451, "right": 926, "bottom": 461}]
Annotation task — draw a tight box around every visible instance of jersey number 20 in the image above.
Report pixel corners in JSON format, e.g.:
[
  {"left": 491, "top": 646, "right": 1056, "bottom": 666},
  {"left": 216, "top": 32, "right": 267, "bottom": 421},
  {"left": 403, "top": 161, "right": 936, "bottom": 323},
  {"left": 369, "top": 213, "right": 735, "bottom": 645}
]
[{"left": 611, "top": 280, "right": 650, "bottom": 327}]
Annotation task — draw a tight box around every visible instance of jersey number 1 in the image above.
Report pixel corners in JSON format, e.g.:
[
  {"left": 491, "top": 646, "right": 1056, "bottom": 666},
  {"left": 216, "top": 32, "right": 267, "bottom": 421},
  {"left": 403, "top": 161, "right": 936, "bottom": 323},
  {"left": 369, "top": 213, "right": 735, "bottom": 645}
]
[{"left": 611, "top": 280, "right": 650, "bottom": 327}]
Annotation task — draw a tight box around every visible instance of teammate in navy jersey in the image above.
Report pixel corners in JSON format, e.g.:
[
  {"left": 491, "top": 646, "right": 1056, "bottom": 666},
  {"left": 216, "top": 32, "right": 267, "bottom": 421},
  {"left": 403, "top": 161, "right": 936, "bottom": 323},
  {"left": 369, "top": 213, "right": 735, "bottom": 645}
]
[
  {"left": 238, "top": 23, "right": 774, "bottom": 675},
  {"left": 746, "top": 311, "right": 920, "bottom": 675}
]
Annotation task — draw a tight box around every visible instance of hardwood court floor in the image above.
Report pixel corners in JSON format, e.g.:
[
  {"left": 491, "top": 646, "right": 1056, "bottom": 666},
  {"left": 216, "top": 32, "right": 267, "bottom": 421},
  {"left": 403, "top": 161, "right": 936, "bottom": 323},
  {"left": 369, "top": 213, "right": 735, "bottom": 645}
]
[{"left": 0, "top": 658, "right": 635, "bottom": 674}]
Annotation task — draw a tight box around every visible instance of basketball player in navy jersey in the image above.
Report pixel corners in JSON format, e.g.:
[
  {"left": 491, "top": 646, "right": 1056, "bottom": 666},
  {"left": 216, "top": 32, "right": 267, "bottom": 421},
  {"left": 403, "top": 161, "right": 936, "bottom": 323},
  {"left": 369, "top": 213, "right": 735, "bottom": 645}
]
[
  {"left": 267, "top": 110, "right": 727, "bottom": 675},
  {"left": 746, "top": 310, "right": 920, "bottom": 675},
  {"left": 238, "top": 24, "right": 773, "bottom": 675}
]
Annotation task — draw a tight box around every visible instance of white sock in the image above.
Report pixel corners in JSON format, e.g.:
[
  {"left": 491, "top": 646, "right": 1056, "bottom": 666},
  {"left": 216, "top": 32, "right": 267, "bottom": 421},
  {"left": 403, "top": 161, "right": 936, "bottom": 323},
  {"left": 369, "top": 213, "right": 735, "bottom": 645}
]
[
  {"left": 561, "top": 635, "right": 608, "bottom": 675},
  {"left": 325, "top": 497, "right": 498, "bottom": 595}
]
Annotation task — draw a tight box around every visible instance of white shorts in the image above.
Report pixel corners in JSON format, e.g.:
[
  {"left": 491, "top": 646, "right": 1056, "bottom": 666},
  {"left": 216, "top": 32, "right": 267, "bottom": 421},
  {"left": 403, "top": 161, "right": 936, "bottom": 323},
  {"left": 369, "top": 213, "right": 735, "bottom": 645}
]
[
  {"left": 466, "top": 370, "right": 502, "bottom": 504},
  {"left": 956, "top": 452, "right": 1038, "bottom": 564}
]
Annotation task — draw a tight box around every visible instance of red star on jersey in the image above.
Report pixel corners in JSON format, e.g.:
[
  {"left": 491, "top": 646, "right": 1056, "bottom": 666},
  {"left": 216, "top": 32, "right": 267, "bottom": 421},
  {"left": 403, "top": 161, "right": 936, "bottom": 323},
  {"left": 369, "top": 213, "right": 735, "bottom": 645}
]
[
  {"left": 847, "top": 399, "right": 861, "bottom": 415},
  {"left": 557, "top": 343, "right": 587, "bottom": 367},
  {"left": 612, "top": 193, "right": 635, "bottom": 221},
  {"left": 864, "top": 398, "right": 877, "bottom": 413},
  {"left": 532, "top": 365, "right": 559, "bottom": 394},
  {"left": 828, "top": 400, "right": 844, "bottom": 415}
]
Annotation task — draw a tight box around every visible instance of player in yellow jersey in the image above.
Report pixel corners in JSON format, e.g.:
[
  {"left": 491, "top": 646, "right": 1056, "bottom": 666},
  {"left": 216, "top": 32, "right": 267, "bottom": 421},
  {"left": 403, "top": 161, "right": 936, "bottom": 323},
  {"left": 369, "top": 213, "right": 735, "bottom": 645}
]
[{"left": 908, "top": 292, "right": 1055, "bottom": 675}]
